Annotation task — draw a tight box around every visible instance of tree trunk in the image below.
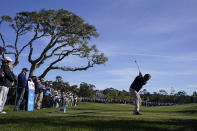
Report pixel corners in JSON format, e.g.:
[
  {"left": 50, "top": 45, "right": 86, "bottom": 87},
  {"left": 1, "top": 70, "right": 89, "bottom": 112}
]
[{"left": 29, "top": 64, "right": 37, "bottom": 78}]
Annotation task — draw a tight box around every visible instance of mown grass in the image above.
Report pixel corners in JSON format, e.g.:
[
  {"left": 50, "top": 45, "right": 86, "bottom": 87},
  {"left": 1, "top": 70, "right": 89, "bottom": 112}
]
[{"left": 0, "top": 103, "right": 197, "bottom": 131}]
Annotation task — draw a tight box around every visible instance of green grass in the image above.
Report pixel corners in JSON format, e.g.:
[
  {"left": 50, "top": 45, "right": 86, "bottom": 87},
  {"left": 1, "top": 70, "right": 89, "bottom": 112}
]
[{"left": 1, "top": 103, "right": 197, "bottom": 131}]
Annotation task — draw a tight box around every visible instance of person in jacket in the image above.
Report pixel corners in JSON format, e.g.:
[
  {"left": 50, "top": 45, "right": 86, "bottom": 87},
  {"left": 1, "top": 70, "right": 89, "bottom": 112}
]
[
  {"left": 130, "top": 72, "right": 151, "bottom": 115},
  {"left": 0, "top": 56, "right": 14, "bottom": 114},
  {"left": 0, "top": 47, "right": 6, "bottom": 114},
  {"left": 14, "top": 68, "right": 28, "bottom": 111}
]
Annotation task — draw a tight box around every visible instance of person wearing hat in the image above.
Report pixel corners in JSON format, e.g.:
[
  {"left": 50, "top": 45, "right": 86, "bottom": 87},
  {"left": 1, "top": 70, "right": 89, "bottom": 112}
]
[
  {"left": 0, "top": 56, "right": 14, "bottom": 114},
  {"left": 14, "top": 68, "right": 29, "bottom": 111}
]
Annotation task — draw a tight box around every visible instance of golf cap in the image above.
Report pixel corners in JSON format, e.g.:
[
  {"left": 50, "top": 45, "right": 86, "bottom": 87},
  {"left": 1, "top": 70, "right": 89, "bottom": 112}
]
[
  {"left": 5, "top": 56, "right": 13, "bottom": 62},
  {"left": 22, "top": 68, "right": 29, "bottom": 71},
  {"left": 0, "top": 46, "right": 5, "bottom": 52}
]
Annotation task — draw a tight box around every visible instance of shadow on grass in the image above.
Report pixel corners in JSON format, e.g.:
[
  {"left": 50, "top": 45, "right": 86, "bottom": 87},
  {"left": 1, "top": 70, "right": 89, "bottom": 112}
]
[
  {"left": 0, "top": 115, "right": 197, "bottom": 131},
  {"left": 177, "top": 109, "right": 197, "bottom": 114}
]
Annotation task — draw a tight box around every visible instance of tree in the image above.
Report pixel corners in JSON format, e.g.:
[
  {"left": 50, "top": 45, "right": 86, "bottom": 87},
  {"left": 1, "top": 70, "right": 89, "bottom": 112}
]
[
  {"left": 174, "top": 91, "right": 190, "bottom": 104},
  {"left": 103, "top": 88, "right": 119, "bottom": 100},
  {"left": 52, "top": 76, "right": 67, "bottom": 91},
  {"left": 118, "top": 90, "right": 132, "bottom": 101},
  {"left": 140, "top": 89, "right": 151, "bottom": 101},
  {"left": 69, "top": 85, "right": 79, "bottom": 95},
  {"left": 191, "top": 91, "right": 197, "bottom": 103},
  {"left": 79, "top": 82, "right": 95, "bottom": 98},
  {"left": 56, "top": 76, "right": 63, "bottom": 82},
  {"left": 0, "top": 9, "right": 108, "bottom": 78}
]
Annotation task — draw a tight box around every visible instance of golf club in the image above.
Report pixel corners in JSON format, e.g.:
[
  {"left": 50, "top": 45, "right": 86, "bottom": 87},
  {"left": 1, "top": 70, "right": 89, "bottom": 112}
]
[{"left": 134, "top": 60, "right": 141, "bottom": 73}]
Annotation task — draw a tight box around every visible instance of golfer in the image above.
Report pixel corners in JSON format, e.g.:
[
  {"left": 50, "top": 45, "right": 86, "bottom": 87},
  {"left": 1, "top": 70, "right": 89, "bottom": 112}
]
[{"left": 130, "top": 72, "right": 151, "bottom": 115}]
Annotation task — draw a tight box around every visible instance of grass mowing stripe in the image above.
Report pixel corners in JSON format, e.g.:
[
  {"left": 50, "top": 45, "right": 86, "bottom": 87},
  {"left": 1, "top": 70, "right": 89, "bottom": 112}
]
[{"left": 0, "top": 103, "right": 197, "bottom": 131}]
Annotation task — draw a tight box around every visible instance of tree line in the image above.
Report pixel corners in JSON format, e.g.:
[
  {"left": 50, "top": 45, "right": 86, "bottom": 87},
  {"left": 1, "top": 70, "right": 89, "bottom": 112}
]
[{"left": 51, "top": 76, "right": 197, "bottom": 104}]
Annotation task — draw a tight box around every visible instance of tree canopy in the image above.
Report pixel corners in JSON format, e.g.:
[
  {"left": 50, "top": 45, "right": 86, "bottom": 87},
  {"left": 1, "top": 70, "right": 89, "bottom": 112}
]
[{"left": 0, "top": 9, "right": 108, "bottom": 78}]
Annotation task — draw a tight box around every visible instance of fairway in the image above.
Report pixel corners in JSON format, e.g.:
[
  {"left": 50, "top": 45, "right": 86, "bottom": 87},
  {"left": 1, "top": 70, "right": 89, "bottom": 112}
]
[{"left": 1, "top": 103, "right": 197, "bottom": 131}]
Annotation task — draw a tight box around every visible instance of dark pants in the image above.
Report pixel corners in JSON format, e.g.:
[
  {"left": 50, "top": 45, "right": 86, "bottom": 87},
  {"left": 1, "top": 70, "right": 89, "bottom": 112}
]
[
  {"left": 43, "top": 95, "right": 52, "bottom": 108},
  {"left": 14, "top": 88, "right": 26, "bottom": 111}
]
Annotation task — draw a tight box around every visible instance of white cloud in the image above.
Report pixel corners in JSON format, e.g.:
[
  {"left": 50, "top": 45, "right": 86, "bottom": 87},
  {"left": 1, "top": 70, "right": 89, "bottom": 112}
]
[
  {"left": 105, "top": 68, "right": 137, "bottom": 76},
  {"left": 187, "top": 84, "right": 197, "bottom": 88},
  {"left": 129, "top": 52, "right": 197, "bottom": 62},
  {"left": 149, "top": 70, "right": 197, "bottom": 77},
  {"left": 104, "top": 67, "right": 197, "bottom": 81}
]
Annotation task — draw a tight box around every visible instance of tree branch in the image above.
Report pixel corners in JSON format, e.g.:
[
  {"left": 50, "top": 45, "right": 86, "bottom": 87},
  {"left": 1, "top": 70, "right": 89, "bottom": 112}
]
[
  {"left": 36, "top": 43, "right": 67, "bottom": 68},
  {"left": 5, "top": 52, "right": 16, "bottom": 55},
  {"left": 31, "top": 34, "right": 57, "bottom": 64},
  {"left": 28, "top": 24, "right": 40, "bottom": 63},
  {"left": 0, "top": 32, "right": 5, "bottom": 47}
]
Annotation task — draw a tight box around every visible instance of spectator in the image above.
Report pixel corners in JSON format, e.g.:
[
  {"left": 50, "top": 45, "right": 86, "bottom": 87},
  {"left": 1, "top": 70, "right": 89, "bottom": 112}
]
[
  {"left": 68, "top": 92, "right": 73, "bottom": 106},
  {"left": 6, "top": 64, "right": 17, "bottom": 105},
  {"left": 52, "top": 89, "right": 57, "bottom": 107},
  {"left": 0, "top": 56, "right": 14, "bottom": 114},
  {"left": 14, "top": 68, "right": 28, "bottom": 111},
  {"left": 31, "top": 76, "right": 39, "bottom": 106},
  {"left": 36, "top": 78, "right": 45, "bottom": 110},
  {"left": 74, "top": 94, "right": 78, "bottom": 106},
  {"left": 43, "top": 82, "right": 52, "bottom": 108},
  {"left": 0, "top": 47, "right": 5, "bottom": 114},
  {"left": 54, "top": 90, "right": 61, "bottom": 108}
]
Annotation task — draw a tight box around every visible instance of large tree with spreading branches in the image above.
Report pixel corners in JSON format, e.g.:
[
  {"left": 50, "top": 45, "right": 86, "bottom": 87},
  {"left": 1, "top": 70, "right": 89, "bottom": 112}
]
[{"left": 0, "top": 9, "right": 108, "bottom": 78}]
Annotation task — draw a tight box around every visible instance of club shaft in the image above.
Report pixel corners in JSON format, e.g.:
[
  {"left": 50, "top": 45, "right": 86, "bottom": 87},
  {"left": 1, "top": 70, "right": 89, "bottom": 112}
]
[{"left": 135, "top": 61, "right": 141, "bottom": 72}]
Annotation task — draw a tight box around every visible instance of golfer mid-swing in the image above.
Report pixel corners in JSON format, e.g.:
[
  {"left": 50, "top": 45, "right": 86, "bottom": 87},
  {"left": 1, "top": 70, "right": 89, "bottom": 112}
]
[{"left": 130, "top": 72, "right": 151, "bottom": 115}]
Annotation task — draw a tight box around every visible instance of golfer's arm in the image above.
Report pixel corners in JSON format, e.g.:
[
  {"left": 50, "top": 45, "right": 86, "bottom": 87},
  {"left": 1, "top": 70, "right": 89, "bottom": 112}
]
[{"left": 139, "top": 72, "right": 143, "bottom": 76}]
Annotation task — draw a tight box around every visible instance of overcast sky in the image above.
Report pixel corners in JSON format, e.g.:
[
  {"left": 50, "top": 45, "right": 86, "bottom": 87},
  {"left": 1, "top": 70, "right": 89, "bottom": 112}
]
[{"left": 1, "top": 0, "right": 197, "bottom": 95}]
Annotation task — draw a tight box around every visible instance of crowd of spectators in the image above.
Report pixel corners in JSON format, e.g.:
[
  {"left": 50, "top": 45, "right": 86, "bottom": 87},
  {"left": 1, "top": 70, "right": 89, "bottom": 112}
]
[
  {"left": 0, "top": 46, "right": 78, "bottom": 114},
  {"left": 79, "top": 98, "right": 176, "bottom": 107}
]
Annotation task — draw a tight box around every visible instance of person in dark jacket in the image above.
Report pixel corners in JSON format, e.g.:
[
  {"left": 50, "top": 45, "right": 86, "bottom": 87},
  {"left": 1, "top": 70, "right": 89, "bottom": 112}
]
[
  {"left": 0, "top": 47, "right": 5, "bottom": 77},
  {"left": 0, "top": 47, "right": 6, "bottom": 114},
  {"left": 0, "top": 56, "right": 14, "bottom": 114},
  {"left": 7, "top": 64, "right": 17, "bottom": 105},
  {"left": 130, "top": 72, "right": 151, "bottom": 115},
  {"left": 14, "top": 68, "right": 28, "bottom": 111}
]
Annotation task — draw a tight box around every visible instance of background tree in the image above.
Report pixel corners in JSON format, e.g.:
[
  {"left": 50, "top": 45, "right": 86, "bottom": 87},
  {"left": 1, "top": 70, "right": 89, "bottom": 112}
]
[
  {"left": 69, "top": 85, "right": 79, "bottom": 95},
  {"left": 52, "top": 76, "right": 67, "bottom": 91},
  {"left": 118, "top": 90, "right": 132, "bottom": 101},
  {"left": 140, "top": 89, "right": 151, "bottom": 102},
  {"left": 103, "top": 88, "right": 119, "bottom": 100},
  {"left": 52, "top": 76, "right": 79, "bottom": 93},
  {"left": 191, "top": 91, "right": 197, "bottom": 103},
  {"left": 174, "top": 91, "right": 190, "bottom": 104},
  {"left": 0, "top": 9, "right": 108, "bottom": 78},
  {"left": 79, "top": 82, "right": 95, "bottom": 98}
]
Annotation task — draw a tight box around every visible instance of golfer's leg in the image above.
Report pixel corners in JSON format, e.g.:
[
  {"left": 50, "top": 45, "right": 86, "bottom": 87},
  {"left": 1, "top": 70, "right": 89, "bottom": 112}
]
[
  {"left": 130, "top": 88, "right": 138, "bottom": 113},
  {"left": 139, "top": 94, "right": 142, "bottom": 106},
  {"left": 136, "top": 93, "right": 141, "bottom": 112}
]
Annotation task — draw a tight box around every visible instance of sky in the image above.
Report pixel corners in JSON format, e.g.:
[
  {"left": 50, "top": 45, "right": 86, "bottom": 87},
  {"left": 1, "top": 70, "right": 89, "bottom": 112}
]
[{"left": 0, "top": 0, "right": 197, "bottom": 95}]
